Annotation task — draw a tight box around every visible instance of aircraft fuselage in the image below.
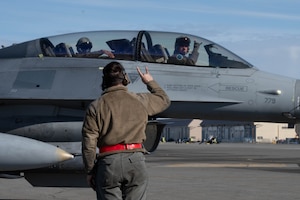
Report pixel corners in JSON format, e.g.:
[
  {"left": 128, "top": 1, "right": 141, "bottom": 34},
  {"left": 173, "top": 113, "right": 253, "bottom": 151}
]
[
  {"left": 0, "top": 30, "right": 299, "bottom": 178},
  {"left": 0, "top": 57, "right": 299, "bottom": 133}
]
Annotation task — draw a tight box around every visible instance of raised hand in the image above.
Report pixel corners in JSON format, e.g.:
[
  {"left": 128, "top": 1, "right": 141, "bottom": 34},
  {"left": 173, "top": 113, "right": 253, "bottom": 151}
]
[{"left": 137, "top": 66, "right": 153, "bottom": 84}]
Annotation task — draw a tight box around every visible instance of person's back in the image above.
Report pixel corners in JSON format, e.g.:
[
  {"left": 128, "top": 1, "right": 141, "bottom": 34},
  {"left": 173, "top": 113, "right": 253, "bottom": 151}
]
[
  {"left": 82, "top": 61, "right": 170, "bottom": 199},
  {"left": 92, "top": 87, "right": 148, "bottom": 147}
]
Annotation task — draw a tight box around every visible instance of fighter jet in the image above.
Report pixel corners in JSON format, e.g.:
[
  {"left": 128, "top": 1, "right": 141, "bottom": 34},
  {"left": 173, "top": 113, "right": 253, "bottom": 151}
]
[{"left": 0, "top": 30, "right": 299, "bottom": 186}]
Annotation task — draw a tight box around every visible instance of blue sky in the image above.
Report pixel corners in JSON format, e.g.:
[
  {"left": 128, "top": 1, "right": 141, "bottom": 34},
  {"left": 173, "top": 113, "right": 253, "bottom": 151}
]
[{"left": 1, "top": 0, "right": 300, "bottom": 78}]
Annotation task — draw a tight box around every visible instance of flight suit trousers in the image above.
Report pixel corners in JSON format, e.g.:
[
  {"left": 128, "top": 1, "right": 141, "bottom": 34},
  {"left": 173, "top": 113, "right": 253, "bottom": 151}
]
[{"left": 95, "top": 152, "right": 148, "bottom": 200}]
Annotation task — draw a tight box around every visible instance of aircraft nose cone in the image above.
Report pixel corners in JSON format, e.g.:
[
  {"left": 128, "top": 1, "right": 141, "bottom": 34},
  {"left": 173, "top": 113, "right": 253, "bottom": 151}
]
[
  {"left": 0, "top": 133, "right": 74, "bottom": 171},
  {"left": 56, "top": 148, "right": 74, "bottom": 161}
]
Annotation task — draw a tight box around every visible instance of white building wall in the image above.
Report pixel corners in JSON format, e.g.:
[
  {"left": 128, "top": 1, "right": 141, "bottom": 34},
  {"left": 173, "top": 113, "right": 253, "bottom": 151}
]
[
  {"left": 189, "top": 119, "right": 202, "bottom": 141},
  {"left": 255, "top": 122, "right": 296, "bottom": 143}
]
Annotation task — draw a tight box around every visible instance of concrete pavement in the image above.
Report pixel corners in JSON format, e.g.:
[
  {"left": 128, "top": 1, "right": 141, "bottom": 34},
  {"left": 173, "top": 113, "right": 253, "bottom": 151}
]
[{"left": 1, "top": 142, "right": 300, "bottom": 200}]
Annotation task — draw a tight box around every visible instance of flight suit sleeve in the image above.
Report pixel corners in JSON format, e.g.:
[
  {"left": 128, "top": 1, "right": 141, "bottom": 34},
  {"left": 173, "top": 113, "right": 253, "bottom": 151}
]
[
  {"left": 82, "top": 102, "right": 100, "bottom": 174},
  {"left": 138, "top": 80, "right": 170, "bottom": 116},
  {"left": 188, "top": 41, "right": 200, "bottom": 65}
]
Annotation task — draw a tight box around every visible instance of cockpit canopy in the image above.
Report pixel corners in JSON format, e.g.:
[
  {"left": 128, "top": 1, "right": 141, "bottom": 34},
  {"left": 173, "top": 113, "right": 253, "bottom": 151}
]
[{"left": 0, "top": 30, "right": 253, "bottom": 69}]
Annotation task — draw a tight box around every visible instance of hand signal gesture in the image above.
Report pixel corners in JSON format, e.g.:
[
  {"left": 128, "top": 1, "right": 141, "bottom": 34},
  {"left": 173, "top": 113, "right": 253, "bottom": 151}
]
[{"left": 137, "top": 66, "right": 153, "bottom": 84}]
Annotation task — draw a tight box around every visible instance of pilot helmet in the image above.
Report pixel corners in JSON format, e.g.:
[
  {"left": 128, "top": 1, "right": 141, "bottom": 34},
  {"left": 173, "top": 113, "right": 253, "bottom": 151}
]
[
  {"left": 175, "top": 36, "right": 191, "bottom": 48},
  {"left": 76, "top": 37, "right": 93, "bottom": 54}
]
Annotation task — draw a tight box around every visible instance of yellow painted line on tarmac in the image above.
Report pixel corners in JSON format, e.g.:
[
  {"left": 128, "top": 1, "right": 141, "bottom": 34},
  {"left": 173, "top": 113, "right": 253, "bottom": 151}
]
[{"left": 160, "top": 163, "right": 299, "bottom": 168}]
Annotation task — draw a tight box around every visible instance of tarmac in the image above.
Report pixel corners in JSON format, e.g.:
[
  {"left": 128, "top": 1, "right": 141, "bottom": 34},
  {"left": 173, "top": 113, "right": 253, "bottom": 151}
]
[{"left": 1, "top": 142, "right": 300, "bottom": 200}]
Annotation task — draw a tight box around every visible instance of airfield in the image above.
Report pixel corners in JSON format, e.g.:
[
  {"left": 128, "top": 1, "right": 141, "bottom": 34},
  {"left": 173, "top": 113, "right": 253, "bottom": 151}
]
[{"left": 1, "top": 142, "right": 300, "bottom": 200}]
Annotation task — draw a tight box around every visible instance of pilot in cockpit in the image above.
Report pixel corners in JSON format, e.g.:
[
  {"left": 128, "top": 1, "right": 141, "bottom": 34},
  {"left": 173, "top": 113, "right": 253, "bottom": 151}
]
[
  {"left": 168, "top": 36, "right": 201, "bottom": 65},
  {"left": 75, "top": 37, "right": 115, "bottom": 58}
]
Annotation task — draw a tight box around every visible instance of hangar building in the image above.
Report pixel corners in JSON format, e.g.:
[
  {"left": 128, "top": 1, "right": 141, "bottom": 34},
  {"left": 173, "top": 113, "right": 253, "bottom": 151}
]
[{"left": 160, "top": 119, "right": 297, "bottom": 143}]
